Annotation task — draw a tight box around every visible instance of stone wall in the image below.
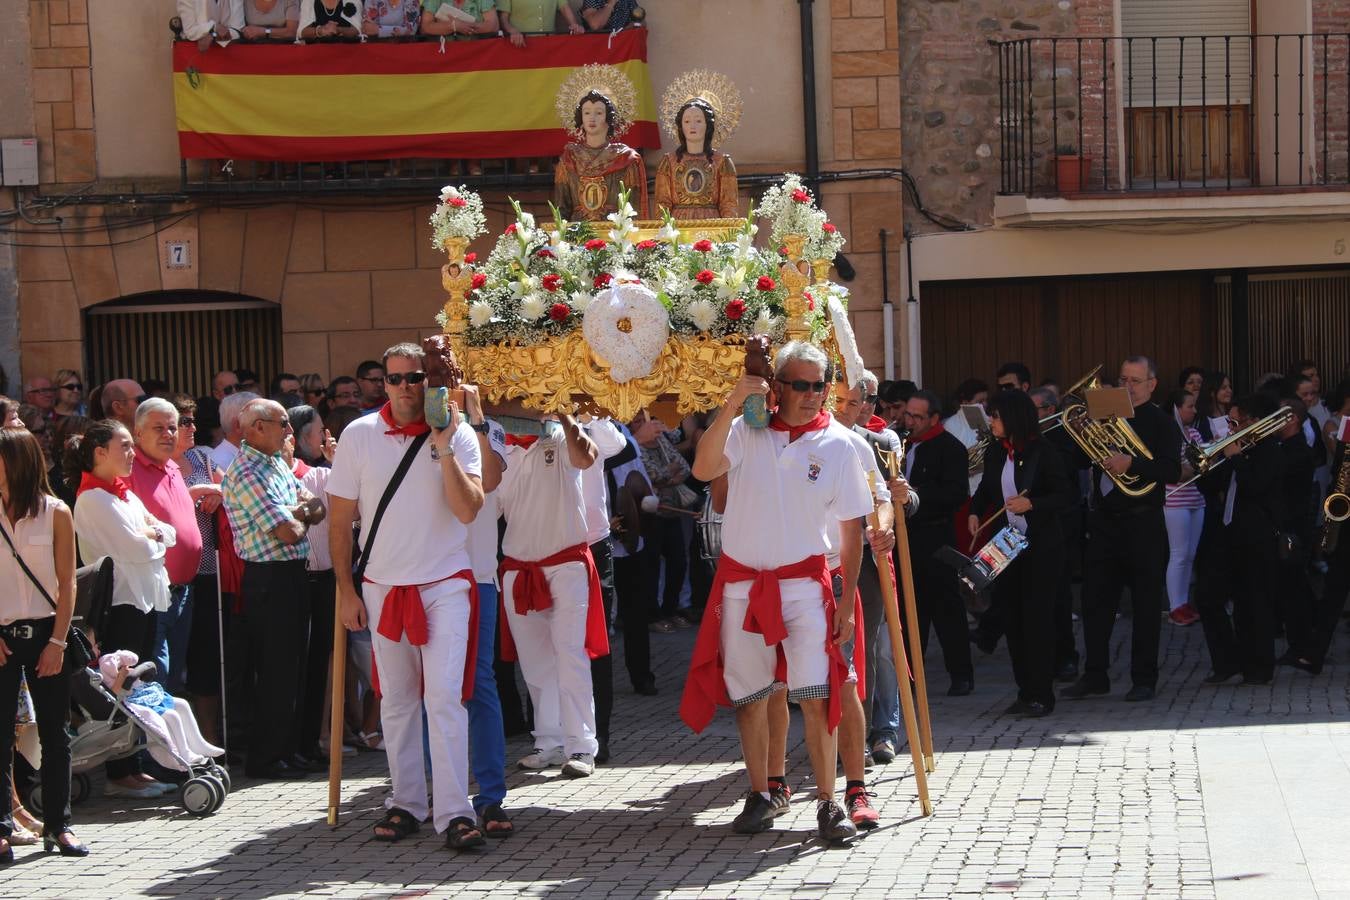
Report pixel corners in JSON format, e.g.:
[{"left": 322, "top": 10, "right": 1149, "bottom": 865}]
[
  {"left": 26, "top": 0, "right": 96, "bottom": 184},
  {"left": 1313, "top": 1, "right": 1350, "bottom": 181}
]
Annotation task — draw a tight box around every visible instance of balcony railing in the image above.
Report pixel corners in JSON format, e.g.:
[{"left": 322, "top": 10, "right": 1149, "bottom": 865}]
[{"left": 995, "top": 34, "right": 1350, "bottom": 195}]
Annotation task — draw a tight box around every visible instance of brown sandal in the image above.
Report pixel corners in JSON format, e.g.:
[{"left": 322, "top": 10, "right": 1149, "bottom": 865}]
[
  {"left": 445, "top": 817, "right": 485, "bottom": 850},
  {"left": 373, "top": 808, "right": 419, "bottom": 842}
]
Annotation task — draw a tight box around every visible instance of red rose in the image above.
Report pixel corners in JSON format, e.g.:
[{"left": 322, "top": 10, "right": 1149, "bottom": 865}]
[
  {"left": 505, "top": 223, "right": 518, "bottom": 234},
  {"left": 693, "top": 239, "right": 714, "bottom": 252},
  {"left": 448, "top": 197, "right": 467, "bottom": 208},
  {"left": 585, "top": 238, "right": 608, "bottom": 251},
  {"left": 542, "top": 273, "right": 562, "bottom": 292},
  {"left": 464, "top": 252, "right": 478, "bottom": 264},
  {"left": 756, "top": 275, "right": 776, "bottom": 292},
  {"left": 823, "top": 222, "right": 837, "bottom": 234},
  {"left": 636, "top": 239, "right": 659, "bottom": 251},
  {"left": 724, "top": 299, "right": 747, "bottom": 320},
  {"left": 593, "top": 273, "right": 613, "bottom": 289},
  {"left": 548, "top": 302, "right": 570, "bottom": 322},
  {"left": 536, "top": 247, "right": 555, "bottom": 259},
  {"left": 791, "top": 188, "right": 811, "bottom": 203},
  {"left": 804, "top": 290, "right": 815, "bottom": 311},
  {"left": 695, "top": 269, "right": 716, "bottom": 285},
  {"left": 471, "top": 272, "right": 488, "bottom": 290}
]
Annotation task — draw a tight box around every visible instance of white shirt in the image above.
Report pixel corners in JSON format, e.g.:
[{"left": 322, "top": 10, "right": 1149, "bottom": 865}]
[
  {"left": 176, "top": 0, "right": 244, "bottom": 43},
  {"left": 823, "top": 422, "right": 890, "bottom": 569},
  {"left": 944, "top": 410, "right": 984, "bottom": 495},
  {"left": 466, "top": 420, "right": 508, "bottom": 585},
  {"left": 498, "top": 437, "right": 589, "bottom": 561},
  {"left": 75, "top": 487, "right": 176, "bottom": 614},
  {"left": 326, "top": 415, "right": 482, "bottom": 586},
  {"left": 210, "top": 439, "right": 240, "bottom": 473},
  {"left": 0, "top": 495, "right": 63, "bottom": 625},
  {"left": 720, "top": 417, "right": 874, "bottom": 601},
  {"left": 300, "top": 464, "right": 332, "bottom": 572},
  {"left": 1001, "top": 456, "right": 1028, "bottom": 533},
  {"left": 582, "top": 418, "right": 629, "bottom": 545}
]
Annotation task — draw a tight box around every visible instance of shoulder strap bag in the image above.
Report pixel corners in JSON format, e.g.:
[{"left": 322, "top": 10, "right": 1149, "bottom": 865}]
[
  {"left": 0, "top": 517, "right": 95, "bottom": 674},
  {"left": 352, "top": 432, "right": 430, "bottom": 593}
]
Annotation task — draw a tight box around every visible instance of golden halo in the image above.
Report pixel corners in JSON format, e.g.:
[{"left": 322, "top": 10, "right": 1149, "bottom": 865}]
[
  {"left": 554, "top": 64, "right": 637, "bottom": 138},
  {"left": 660, "top": 70, "right": 743, "bottom": 143}
]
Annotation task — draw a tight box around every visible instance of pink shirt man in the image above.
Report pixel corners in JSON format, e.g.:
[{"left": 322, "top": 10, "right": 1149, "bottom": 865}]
[{"left": 130, "top": 447, "right": 203, "bottom": 585}]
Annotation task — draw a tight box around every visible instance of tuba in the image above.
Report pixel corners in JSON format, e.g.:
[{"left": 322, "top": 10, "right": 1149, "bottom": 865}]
[
  {"left": 1060, "top": 402, "right": 1157, "bottom": 497},
  {"left": 1166, "top": 406, "right": 1295, "bottom": 497},
  {"left": 1320, "top": 442, "right": 1350, "bottom": 554},
  {"left": 1039, "top": 364, "right": 1103, "bottom": 433}
]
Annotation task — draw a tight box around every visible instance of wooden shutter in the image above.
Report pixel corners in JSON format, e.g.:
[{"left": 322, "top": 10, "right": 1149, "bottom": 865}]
[{"left": 1120, "top": 0, "right": 1253, "bottom": 106}]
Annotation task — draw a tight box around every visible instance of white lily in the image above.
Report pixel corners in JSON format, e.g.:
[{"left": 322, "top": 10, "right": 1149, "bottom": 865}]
[
  {"left": 714, "top": 264, "right": 748, "bottom": 300},
  {"left": 686, "top": 298, "right": 718, "bottom": 332},
  {"left": 510, "top": 273, "right": 538, "bottom": 299},
  {"left": 518, "top": 210, "right": 536, "bottom": 231},
  {"left": 655, "top": 220, "right": 680, "bottom": 243},
  {"left": 733, "top": 231, "right": 756, "bottom": 263},
  {"left": 520, "top": 294, "right": 547, "bottom": 321},
  {"left": 468, "top": 301, "right": 494, "bottom": 327}
]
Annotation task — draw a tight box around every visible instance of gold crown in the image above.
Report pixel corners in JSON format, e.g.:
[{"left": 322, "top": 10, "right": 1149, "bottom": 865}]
[
  {"left": 660, "top": 70, "right": 743, "bottom": 143},
  {"left": 555, "top": 64, "right": 637, "bottom": 138}
]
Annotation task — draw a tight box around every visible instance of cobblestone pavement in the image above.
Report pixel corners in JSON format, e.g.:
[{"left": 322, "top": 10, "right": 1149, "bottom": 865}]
[{"left": 7, "top": 606, "right": 1350, "bottom": 899}]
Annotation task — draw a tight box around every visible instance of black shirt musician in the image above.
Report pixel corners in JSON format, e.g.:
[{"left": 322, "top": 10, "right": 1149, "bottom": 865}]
[
  {"left": 1062, "top": 356, "right": 1182, "bottom": 703},
  {"left": 898, "top": 390, "right": 974, "bottom": 695}
]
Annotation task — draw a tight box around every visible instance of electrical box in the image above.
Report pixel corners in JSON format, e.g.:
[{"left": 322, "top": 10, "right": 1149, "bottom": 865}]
[{"left": 1, "top": 139, "right": 40, "bottom": 186}]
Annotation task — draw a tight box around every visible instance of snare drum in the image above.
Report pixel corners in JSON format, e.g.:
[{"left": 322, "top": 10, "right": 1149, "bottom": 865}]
[
  {"left": 696, "top": 491, "right": 723, "bottom": 562},
  {"left": 966, "top": 524, "right": 1028, "bottom": 589}
]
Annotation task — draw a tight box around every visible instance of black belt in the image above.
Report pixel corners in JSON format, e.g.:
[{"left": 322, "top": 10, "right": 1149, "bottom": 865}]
[{"left": 0, "top": 618, "right": 51, "bottom": 640}]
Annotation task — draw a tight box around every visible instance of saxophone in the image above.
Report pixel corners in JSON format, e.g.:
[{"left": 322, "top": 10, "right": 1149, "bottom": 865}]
[{"left": 1321, "top": 442, "right": 1350, "bottom": 554}]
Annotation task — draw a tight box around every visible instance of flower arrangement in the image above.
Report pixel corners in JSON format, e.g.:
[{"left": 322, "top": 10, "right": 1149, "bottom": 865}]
[
  {"left": 429, "top": 185, "right": 488, "bottom": 248},
  {"left": 438, "top": 180, "right": 847, "bottom": 352},
  {"left": 758, "top": 173, "right": 847, "bottom": 261}
]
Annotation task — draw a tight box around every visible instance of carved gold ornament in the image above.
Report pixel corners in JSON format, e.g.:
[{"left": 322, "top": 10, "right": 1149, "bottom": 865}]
[
  {"left": 555, "top": 63, "right": 638, "bottom": 138},
  {"left": 660, "top": 69, "right": 743, "bottom": 142}
]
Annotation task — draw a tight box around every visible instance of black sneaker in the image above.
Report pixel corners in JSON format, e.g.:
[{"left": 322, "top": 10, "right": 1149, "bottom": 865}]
[
  {"left": 732, "top": 790, "right": 775, "bottom": 834},
  {"left": 816, "top": 798, "right": 858, "bottom": 844},
  {"left": 1060, "top": 678, "right": 1110, "bottom": 700},
  {"left": 768, "top": 782, "right": 792, "bottom": 817}
]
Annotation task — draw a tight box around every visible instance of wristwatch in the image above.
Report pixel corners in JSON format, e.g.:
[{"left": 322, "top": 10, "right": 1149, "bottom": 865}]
[
  {"left": 431, "top": 443, "right": 456, "bottom": 461},
  {"left": 471, "top": 421, "right": 490, "bottom": 435}
]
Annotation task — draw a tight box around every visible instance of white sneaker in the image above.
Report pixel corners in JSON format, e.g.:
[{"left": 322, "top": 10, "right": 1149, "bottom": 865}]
[
  {"left": 561, "top": 752, "right": 595, "bottom": 778},
  {"left": 517, "top": 746, "right": 567, "bottom": 770}
]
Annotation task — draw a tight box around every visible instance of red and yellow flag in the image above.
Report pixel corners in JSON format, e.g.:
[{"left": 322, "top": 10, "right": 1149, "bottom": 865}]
[{"left": 173, "top": 31, "right": 659, "bottom": 161}]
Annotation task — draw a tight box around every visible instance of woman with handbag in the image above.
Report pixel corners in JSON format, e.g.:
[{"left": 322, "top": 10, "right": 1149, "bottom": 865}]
[
  {"left": 66, "top": 420, "right": 178, "bottom": 799},
  {"left": 0, "top": 427, "right": 88, "bottom": 860}
]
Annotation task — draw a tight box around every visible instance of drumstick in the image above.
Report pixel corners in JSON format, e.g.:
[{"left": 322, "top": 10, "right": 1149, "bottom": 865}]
[
  {"left": 971, "top": 490, "right": 1028, "bottom": 542},
  {"left": 657, "top": 504, "right": 702, "bottom": 518}
]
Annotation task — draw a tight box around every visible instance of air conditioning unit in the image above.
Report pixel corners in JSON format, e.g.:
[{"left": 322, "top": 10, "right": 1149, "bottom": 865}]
[{"left": 1, "top": 138, "right": 39, "bottom": 186}]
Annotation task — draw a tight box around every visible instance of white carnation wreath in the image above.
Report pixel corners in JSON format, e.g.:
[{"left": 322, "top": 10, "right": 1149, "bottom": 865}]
[{"left": 582, "top": 282, "right": 671, "bottom": 383}]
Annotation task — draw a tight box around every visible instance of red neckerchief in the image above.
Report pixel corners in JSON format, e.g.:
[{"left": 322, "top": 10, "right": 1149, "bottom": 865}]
[
  {"left": 291, "top": 458, "right": 311, "bottom": 478},
  {"left": 498, "top": 543, "right": 609, "bottom": 661},
  {"left": 680, "top": 553, "right": 849, "bottom": 735},
  {"left": 1000, "top": 436, "right": 1035, "bottom": 458},
  {"left": 768, "top": 409, "right": 831, "bottom": 442},
  {"left": 378, "top": 402, "right": 430, "bottom": 437},
  {"left": 504, "top": 434, "right": 538, "bottom": 449},
  {"left": 77, "top": 471, "right": 129, "bottom": 502},
  {"left": 908, "top": 421, "right": 945, "bottom": 444},
  {"left": 863, "top": 414, "right": 887, "bottom": 433},
  {"left": 369, "top": 571, "right": 480, "bottom": 702}
]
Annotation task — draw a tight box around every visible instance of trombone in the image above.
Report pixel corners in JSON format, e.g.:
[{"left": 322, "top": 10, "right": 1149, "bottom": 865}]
[
  {"left": 1038, "top": 364, "right": 1103, "bottom": 434},
  {"left": 1164, "top": 406, "right": 1295, "bottom": 497}
]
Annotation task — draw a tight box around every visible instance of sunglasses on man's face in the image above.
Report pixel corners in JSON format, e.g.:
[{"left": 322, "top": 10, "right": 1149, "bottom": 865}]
[
  {"left": 220, "top": 384, "right": 239, "bottom": 395},
  {"left": 179, "top": 417, "right": 196, "bottom": 428},
  {"left": 133, "top": 394, "right": 149, "bottom": 404},
  {"left": 384, "top": 371, "right": 427, "bottom": 387},
  {"left": 997, "top": 382, "right": 1019, "bottom": 391},
  {"left": 61, "top": 383, "right": 82, "bottom": 392},
  {"left": 776, "top": 378, "right": 828, "bottom": 394}
]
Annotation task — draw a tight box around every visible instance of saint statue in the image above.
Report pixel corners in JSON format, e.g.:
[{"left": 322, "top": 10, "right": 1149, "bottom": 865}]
[
  {"left": 655, "top": 71, "right": 743, "bottom": 220},
  {"left": 553, "top": 66, "right": 648, "bottom": 222}
]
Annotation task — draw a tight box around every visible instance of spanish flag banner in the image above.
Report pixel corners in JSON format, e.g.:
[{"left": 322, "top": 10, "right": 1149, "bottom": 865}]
[{"left": 173, "top": 31, "right": 659, "bottom": 161}]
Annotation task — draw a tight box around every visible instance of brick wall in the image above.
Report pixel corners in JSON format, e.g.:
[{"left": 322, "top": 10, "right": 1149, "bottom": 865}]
[
  {"left": 27, "top": 0, "right": 96, "bottom": 184},
  {"left": 829, "top": 0, "right": 902, "bottom": 164},
  {"left": 1312, "top": 1, "right": 1350, "bottom": 182}
]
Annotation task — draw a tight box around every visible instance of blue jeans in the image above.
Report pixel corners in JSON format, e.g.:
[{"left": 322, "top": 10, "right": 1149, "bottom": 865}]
[
  {"left": 467, "top": 584, "right": 507, "bottom": 811},
  {"left": 154, "top": 584, "right": 193, "bottom": 694},
  {"left": 868, "top": 624, "right": 900, "bottom": 746}
]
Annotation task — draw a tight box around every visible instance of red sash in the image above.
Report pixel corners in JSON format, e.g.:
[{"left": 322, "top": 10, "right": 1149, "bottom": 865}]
[
  {"left": 679, "top": 553, "right": 849, "bottom": 735},
  {"left": 498, "top": 543, "right": 609, "bottom": 662},
  {"left": 369, "top": 570, "right": 480, "bottom": 702},
  {"left": 830, "top": 565, "right": 868, "bottom": 702}
]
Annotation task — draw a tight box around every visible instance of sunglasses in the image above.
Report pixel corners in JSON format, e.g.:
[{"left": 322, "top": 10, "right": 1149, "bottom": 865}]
[
  {"left": 359, "top": 375, "right": 386, "bottom": 384},
  {"left": 997, "top": 382, "right": 1019, "bottom": 391},
  {"left": 384, "top": 371, "right": 427, "bottom": 386},
  {"left": 179, "top": 417, "right": 196, "bottom": 428},
  {"left": 221, "top": 384, "right": 240, "bottom": 395},
  {"left": 777, "top": 378, "right": 827, "bottom": 394},
  {"left": 61, "top": 383, "right": 83, "bottom": 391},
  {"left": 134, "top": 394, "right": 149, "bottom": 404}
]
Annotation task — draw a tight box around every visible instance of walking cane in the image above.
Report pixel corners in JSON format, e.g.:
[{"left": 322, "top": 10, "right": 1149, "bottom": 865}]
[
  {"left": 867, "top": 473, "right": 932, "bottom": 816},
  {"left": 327, "top": 581, "right": 347, "bottom": 826},
  {"left": 214, "top": 551, "right": 228, "bottom": 767},
  {"left": 878, "top": 451, "right": 935, "bottom": 773}
]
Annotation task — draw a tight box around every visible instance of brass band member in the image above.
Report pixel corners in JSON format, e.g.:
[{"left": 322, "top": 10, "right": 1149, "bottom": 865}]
[
  {"left": 1062, "top": 356, "right": 1181, "bottom": 703},
  {"left": 1192, "top": 393, "right": 1284, "bottom": 685},
  {"left": 968, "top": 390, "right": 1076, "bottom": 716}
]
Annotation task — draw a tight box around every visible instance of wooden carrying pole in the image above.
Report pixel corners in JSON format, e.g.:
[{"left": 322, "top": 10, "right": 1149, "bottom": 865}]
[
  {"left": 867, "top": 473, "right": 932, "bottom": 815},
  {"left": 327, "top": 584, "right": 348, "bottom": 826}
]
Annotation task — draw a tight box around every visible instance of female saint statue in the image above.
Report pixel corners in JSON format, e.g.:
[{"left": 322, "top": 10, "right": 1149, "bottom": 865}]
[{"left": 654, "top": 71, "right": 742, "bottom": 220}]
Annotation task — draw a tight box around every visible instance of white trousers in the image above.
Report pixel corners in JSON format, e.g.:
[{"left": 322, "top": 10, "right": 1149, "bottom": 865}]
[
  {"left": 502, "top": 562, "right": 598, "bottom": 756},
  {"left": 364, "top": 579, "right": 473, "bottom": 833}
]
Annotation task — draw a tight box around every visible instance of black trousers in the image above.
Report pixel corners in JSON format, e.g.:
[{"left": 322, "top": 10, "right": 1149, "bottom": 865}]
[
  {"left": 687, "top": 521, "right": 714, "bottom": 615},
  {"left": 0, "top": 617, "right": 71, "bottom": 839},
  {"left": 909, "top": 527, "right": 974, "bottom": 681},
  {"left": 241, "top": 559, "right": 308, "bottom": 770},
  {"left": 644, "top": 517, "right": 688, "bottom": 620},
  {"left": 612, "top": 552, "right": 653, "bottom": 689},
  {"left": 1292, "top": 534, "right": 1350, "bottom": 666},
  {"left": 300, "top": 569, "right": 336, "bottom": 754},
  {"left": 1195, "top": 531, "right": 1277, "bottom": 681},
  {"left": 857, "top": 550, "right": 885, "bottom": 733},
  {"left": 102, "top": 604, "right": 157, "bottom": 779},
  {"left": 996, "top": 546, "right": 1058, "bottom": 707},
  {"left": 589, "top": 539, "right": 614, "bottom": 744},
  {"left": 1081, "top": 507, "right": 1167, "bottom": 689},
  {"left": 185, "top": 573, "right": 225, "bottom": 698}
]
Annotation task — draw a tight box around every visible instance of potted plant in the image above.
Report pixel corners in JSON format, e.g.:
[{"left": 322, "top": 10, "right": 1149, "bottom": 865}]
[{"left": 1053, "top": 143, "right": 1093, "bottom": 193}]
